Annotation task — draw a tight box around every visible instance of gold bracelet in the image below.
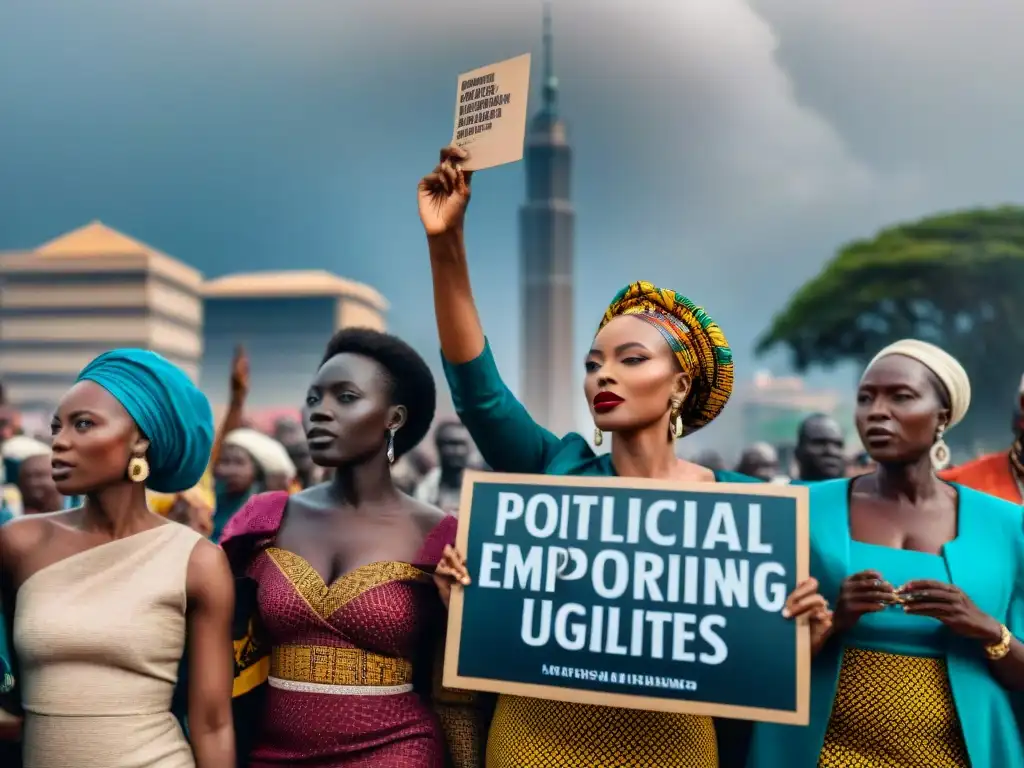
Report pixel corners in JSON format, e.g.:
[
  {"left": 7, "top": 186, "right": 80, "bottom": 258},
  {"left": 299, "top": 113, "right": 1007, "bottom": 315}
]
[{"left": 984, "top": 624, "right": 1013, "bottom": 660}]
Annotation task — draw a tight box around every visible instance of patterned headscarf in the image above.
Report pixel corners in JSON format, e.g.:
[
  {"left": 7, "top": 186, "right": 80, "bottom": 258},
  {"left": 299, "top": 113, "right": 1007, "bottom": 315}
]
[{"left": 599, "top": 281, "right": 734, "bottom": 434}]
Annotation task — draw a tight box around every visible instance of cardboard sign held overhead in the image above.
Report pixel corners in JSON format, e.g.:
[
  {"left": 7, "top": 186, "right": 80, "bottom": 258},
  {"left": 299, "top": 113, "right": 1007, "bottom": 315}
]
[{"left": 452, "top": 53, "right": 531, "bottom": 171}]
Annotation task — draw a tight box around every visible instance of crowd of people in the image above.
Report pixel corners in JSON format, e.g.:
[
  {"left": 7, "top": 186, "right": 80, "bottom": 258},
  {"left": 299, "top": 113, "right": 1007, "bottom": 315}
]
[{"left": 0, "top": 144, "right": 1021, "bottom": 767}]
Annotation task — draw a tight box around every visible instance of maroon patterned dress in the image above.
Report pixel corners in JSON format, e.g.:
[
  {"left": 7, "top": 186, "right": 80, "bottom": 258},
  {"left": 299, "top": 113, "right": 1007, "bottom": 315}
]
[{"left": 220, "top": 492, "right": 482, "bottom": 768}]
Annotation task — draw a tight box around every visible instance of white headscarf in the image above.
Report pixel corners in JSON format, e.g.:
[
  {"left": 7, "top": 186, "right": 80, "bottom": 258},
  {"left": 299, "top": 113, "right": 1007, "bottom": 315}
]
[
  {"left": 1, "top": 436, "right": 51, "bottom": 461},
  {"left": 223, "top": 428, "right": 296, "bottom": 480},
  {"left": 865, "top": 339, "right": 971, "bottom": 429}
]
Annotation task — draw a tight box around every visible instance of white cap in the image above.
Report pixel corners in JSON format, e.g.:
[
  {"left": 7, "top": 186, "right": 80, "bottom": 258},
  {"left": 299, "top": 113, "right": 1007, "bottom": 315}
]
[{"left": 223, "top": 428, "right": 296, "bottom": 479}]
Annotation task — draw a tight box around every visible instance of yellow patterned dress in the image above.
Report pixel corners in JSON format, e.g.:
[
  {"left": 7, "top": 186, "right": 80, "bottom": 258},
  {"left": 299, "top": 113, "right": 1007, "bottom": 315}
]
[
  {"left": 817, "top": 543, "right": 969, "bottom": 768},
  {"left": 486, "top": 697, "right": 716, "bottom": 768}
]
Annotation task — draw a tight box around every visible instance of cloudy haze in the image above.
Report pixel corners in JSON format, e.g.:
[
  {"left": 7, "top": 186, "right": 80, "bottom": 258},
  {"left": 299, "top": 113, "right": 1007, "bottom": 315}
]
[{"left": 1, "top": 0, "right": 1021, "bottom": 447}]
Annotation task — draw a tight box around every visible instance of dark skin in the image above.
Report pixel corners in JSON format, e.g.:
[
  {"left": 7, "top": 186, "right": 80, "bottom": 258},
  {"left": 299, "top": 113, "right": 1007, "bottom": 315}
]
[
  {"left": 16, "top": 454, "right": 64, "bottom": 514},
  {"left": 419, "top": 145, "right": 828, "bottom": 627},
  {"left": 819, "top": 354, "right": 1024, "bottom": 688},
  {"left": 214, "top": 443, "right": 259, "bottom": 495},
  {"left": 276, "top": 419, "right": 319, "bottom": 489},
  {"left": 735, "top": 444, "right": 778, "bottom": 482},
  {"left": 435, "top": 422, "right": 472, "bottom": 488},
  {"left": 0, "top": 381, "right": 236, "bottom": 764},
  {"left": 277, "top": 352, "right": 444, "bottom": 587},
  {"left": 795, "top": 414, "right": 846, "bottom": 481}
]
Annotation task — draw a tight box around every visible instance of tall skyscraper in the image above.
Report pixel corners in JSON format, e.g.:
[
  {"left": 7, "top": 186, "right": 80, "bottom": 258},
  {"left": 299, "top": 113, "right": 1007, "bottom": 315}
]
[{"left": 519, "top": 1, "right": 576, "bottom": 435}]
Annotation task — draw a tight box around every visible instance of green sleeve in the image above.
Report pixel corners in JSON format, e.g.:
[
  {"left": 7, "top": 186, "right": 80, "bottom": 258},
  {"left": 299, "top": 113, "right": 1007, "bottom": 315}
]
[{"left": 442, "top": 340, "right": 563, "bottom": 474}]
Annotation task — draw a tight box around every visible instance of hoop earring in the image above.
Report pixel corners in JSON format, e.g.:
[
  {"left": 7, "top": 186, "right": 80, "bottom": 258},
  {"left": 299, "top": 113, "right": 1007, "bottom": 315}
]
[
  {"left": 386, "top": 427, "right": 397, "bottom": 464},
  {"left": 127, "top": 456, "right": 150, "bottom": 484},
  {"left": 930, "top": 426, "right": 950, "bottom": 470},
  {"left": 594, "top": 427, "right": 603, "bottom": 447}
]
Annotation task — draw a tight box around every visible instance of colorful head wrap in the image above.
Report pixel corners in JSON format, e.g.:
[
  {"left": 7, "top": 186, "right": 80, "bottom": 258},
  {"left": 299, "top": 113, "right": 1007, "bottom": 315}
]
[
  {"left": 599, "top": 281, "right": 734, "bottom": 434},
  {"left": 77, "top": 349, "right": 214, "bottom": 493}
]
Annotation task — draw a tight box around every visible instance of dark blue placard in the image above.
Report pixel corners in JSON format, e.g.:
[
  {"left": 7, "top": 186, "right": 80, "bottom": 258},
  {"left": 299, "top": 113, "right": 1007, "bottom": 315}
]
[{"left": 447, "top": 474, "right": 808, "bottom": 722}]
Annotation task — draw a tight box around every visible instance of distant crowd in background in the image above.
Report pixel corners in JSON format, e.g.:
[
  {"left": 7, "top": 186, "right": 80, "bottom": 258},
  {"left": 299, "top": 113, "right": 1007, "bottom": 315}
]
[
  {"left": 0, "top": 347, "right": 490, "bottom": 529},
  {"left": 5, "top": 357, "right": 1023, "bottom": 530},
  {"left": 3, "top": 144, "right": 1024, "bottom": 768}
]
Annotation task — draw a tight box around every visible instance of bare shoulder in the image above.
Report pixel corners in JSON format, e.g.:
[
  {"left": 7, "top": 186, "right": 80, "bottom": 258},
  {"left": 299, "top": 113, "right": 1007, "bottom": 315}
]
[
  {"left": 0, "top": 510, "right": 77, "bottom": 559},
  {"left": 186, "top": 537, "right": 232, "bottom": 592}
]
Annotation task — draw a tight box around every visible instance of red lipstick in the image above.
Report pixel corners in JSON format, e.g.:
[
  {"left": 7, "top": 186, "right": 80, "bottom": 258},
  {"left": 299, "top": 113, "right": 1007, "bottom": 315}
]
[{"left": 593, "top": 392, "right": 625, "bottom": 413}]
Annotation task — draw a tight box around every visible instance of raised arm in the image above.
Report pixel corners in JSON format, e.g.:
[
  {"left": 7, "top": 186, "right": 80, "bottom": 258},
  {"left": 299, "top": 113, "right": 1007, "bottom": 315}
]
[
  {"left": 209, "top": 346, "right": 249, "bottom": 469},
  {"left": 418, "top": 146, "right": 563, "bottom": 474}
]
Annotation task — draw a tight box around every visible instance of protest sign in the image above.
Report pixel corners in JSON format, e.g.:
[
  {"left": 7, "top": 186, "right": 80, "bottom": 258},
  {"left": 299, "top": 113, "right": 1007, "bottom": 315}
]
[
  {"left": 443, "top": 472, "right": 810, "bottom": 725},
  {"left": 451, "top": 53, "right": 531, "bottom": 171}
]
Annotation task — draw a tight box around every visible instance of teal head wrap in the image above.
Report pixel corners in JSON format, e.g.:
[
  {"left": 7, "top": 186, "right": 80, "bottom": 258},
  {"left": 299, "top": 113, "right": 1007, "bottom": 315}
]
[{"left": 76, "top": 349, "right": 214, "bottom": 493}]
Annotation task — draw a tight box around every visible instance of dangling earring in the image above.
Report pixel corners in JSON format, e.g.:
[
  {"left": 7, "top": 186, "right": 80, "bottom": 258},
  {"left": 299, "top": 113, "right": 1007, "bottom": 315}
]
[
  {"left": 669, "top": 399, "right": 684, "bottom": 440},
  {"left": 127, "top": 456, "right": 150, "bottom": 483},
  {"left": 929, "top": 425, "right": 950, "bottom": 470},
  {"left": 386, "top": 427, "right": 397, "bottom": 464},
  {"left": 594, "top": 427, "right": 603, "bottom": 447}
]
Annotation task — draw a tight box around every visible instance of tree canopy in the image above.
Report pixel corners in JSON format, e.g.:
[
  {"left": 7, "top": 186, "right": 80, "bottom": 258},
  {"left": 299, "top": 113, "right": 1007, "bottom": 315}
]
[{"left": 757, "top": 205, "right": 1024, "bottom": 450}]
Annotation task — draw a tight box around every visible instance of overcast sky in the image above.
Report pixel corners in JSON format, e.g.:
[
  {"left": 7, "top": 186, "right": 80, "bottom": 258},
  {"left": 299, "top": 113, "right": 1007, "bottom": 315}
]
[{"left": 2, "top": 0, "right": 1022, "bottom": 445}]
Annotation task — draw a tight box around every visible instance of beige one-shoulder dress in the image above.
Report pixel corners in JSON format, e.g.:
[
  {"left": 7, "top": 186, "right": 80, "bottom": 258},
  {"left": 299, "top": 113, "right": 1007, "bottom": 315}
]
[{"left": 14, "top": 523, "right": 203, "bottom": 768}]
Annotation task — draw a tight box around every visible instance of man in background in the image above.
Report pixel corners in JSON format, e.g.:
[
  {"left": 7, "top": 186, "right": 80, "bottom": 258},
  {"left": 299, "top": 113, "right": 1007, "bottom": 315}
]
[
  {"left": 793, "top": 413, "right": 846, "bottom": 482},
  {"left": 941, "top": 373, "right": 1024, "bottom": 502},
  {"left": 415, "top": 419, "right": 475, "bottom": 514},
  {"left": 736, "top": 442, "right": 781, "bottom": 482}
]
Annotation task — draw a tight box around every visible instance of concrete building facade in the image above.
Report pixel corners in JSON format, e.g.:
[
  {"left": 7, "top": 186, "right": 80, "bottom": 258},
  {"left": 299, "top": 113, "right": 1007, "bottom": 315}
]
[
  {"left": 0, "top": 221, "right": 204, "bottom": 409},
  {"left": 199, "top": 271, "right": 388, "bottom": 407}
]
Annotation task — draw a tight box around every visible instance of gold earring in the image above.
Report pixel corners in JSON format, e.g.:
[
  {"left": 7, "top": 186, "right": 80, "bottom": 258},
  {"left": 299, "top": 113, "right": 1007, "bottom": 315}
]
[
  {"left": 594, "top": 427, "right": 603, "bottom": 446},
  {"left": 669, "top": 400, "right": 684, "bottom": 440},
  {"left": 128, "top": 456, "right": 150, "bottom": 483}
]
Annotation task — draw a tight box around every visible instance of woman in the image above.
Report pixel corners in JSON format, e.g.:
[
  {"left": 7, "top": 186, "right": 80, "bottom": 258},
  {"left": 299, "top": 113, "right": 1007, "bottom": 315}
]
[
  {"left": 213, "top": 429, "right": 267, "bottom": 542},
  {"left": 0, "top": 349, "right": 235, "bottom": 768},
  {"left": 748, "top": 339, "right": 1024, "bottom": 767},
  {"left": 421, "top": 145, "right": 827, "bottom": 767},
  {"left": 220, "top": 327, "right": 486, "bottom": 768},
  {"left": 214, "top": 429, "right": 296, "bottom": 541}
]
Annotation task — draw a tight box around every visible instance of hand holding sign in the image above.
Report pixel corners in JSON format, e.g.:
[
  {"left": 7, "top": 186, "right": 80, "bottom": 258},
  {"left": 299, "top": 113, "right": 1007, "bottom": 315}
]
[
  {"left": 418, "top": 146, "right": 473, "bottom": 238},
  {"left": 435, "top": 544, "right": 471, "bottom": 609},
  {"left": 444, "top": 473, "right": 813, "bottom": 724},
  {"left": 781, "top": 577, "right": 832, "bottom": 654}
]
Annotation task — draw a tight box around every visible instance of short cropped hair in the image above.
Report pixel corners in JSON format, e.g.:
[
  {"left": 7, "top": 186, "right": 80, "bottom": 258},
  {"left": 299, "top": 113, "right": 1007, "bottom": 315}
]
[{"left": 319, "top": 328, "right": 436, "bottom": 459}]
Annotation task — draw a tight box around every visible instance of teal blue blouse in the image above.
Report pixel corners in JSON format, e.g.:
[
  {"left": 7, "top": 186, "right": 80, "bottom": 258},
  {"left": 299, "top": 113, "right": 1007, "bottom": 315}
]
[
  {"left": 443, "top": 340, "right": 759, "bottom": 484},
  {"left": 747, "top": 478, "right": 1024, "bottom": 767}
]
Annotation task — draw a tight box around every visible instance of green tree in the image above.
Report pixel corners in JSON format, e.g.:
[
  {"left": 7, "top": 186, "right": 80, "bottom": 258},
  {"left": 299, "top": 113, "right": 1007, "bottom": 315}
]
[{"left": 757, "top": 205, "right": 1024, "bottom": 453}]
